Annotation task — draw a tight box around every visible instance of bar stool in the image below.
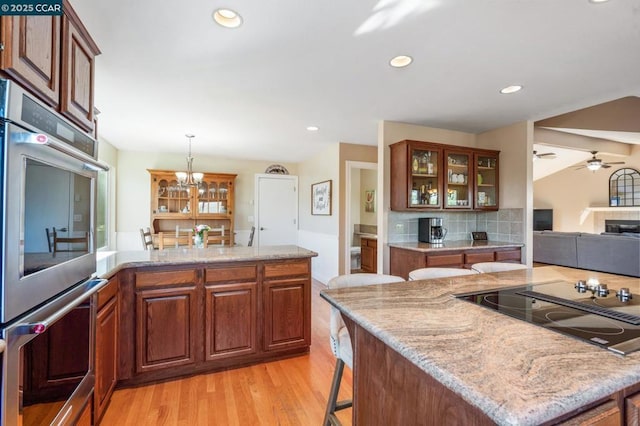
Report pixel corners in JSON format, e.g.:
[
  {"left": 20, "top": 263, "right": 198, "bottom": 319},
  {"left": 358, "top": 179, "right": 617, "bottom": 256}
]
[
  {"left": 471, "top": 262, "right": 528, "bottom": 273},
  {"left": 324, "top": 273, "right": 405, "bottom": 426},
  {"left": 408, "top": 267, "right": 478, "bottom": 280}
]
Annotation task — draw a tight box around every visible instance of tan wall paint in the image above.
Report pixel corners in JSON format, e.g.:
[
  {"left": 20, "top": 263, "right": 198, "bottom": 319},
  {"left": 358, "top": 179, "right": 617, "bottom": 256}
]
[
  {"left": 476, "top": 121, "right": 533, "bottom": 264},
  {"left": 299, "top": 143, "right": 340, "bottom": 233},
  {"left": 477, "top": 121, "right": 532, "bottom": 210},
  {"left": 534, "top": 145, "right": 640, "bottom": 232},
  {"left": 337, "top": 143, "right": 377, "bottom": 274},
  {"left": 114, "top": 150, "right": 298, "bottom": 237}
]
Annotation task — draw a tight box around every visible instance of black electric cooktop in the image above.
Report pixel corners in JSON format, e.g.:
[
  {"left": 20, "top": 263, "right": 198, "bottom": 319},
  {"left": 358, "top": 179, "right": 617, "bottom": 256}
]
[{"left": 455, "top": 280, "right": 640, "bottom": 355}]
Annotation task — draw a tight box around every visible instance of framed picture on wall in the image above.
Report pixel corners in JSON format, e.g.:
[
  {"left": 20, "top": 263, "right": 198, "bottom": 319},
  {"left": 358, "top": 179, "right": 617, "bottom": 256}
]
[
  {"left": 365, "top": 189, "right": 375, "bottom": 213},
  {"left": 311, "top": 180, "right": 332, "bottom": 215}
]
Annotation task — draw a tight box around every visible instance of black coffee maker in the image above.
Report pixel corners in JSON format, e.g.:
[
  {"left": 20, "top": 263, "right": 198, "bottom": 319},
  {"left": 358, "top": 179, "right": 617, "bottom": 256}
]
[{"left": 419, "top": 217, "right": 447, "bottom": 244}]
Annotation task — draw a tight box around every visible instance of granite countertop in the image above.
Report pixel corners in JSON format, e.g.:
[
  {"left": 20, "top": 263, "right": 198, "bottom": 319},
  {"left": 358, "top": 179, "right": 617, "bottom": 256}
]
[
  {"left": 389, "top": 240, "right": 523, "bottom": 252},
  {"left": 321, "top": 266, "right": 640, "bottom": 425},
  {"left": 95, "top": 245, "right": 317, "bottom": 278}
]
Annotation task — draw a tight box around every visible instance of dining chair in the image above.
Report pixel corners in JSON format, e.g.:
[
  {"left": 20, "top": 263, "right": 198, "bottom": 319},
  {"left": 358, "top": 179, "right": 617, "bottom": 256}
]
[
  {"left": 408, "top": 267, "right": 479, "bottom": 280},
  {"left": 202, "top": 225, "right": 225, "bottom": 247},
  {"left": 52, "top": 230, "right": 89, "bottom": 254},
  {"left": 140, "top": 227, "right": 154, "bottom": 250},
  {"left": 324, "top": 273, "right": 405, "bottom": 426},
  {"left": 471, "top": 262, "right": 528, "bottom": 273}
]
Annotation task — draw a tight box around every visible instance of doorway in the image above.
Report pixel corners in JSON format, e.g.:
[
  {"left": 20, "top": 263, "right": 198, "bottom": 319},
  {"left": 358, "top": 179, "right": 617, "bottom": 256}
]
[
  {"left": 344, "top": 161, "right": 378, "bottom": 274},
  {"left": 254, "top": 174, "right": 299, "bottom": 246}
]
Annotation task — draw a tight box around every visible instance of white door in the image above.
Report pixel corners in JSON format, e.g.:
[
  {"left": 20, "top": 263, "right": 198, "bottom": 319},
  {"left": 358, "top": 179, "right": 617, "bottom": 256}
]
[{"left": 255, "top": 174, "right": 298, "bottom": 246}]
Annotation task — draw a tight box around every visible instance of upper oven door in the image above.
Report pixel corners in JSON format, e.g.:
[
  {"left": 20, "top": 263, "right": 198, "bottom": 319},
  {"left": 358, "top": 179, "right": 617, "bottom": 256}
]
[{"left": 1, "top": 121, "right": 99, "bottom": 324}]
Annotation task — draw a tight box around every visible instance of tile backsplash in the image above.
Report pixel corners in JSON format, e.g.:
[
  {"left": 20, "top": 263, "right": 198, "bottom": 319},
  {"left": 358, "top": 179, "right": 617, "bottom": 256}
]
[{"left": 388, "top": 208, "right": 524, "bottom": 243}]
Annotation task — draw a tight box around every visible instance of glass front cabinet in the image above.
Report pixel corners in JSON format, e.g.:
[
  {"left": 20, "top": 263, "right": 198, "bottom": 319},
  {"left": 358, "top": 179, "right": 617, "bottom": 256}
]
[
  {"left": 474, "top": 152, "right": 499, "bottom": 210},
  {"left": 390, "top": 140, "right": 499, "bottom": 211}
]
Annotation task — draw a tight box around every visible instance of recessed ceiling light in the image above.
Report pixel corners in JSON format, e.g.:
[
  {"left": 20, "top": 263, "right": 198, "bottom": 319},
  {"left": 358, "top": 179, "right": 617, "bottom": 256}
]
[
  {"left": 500, "top": 85, "right": 523, "bottom": 94},
  {"left": 213, "top": 8, "right": 243, "bottom": 28},
  {"left": 389, "top": 55, "right": 413, "bottom": 68},
  {"left": 306, "top": 126, "right": 319, "bottom": 132},
  {"left": 588, "top": 0, "right": 610, "bottom": 3}
]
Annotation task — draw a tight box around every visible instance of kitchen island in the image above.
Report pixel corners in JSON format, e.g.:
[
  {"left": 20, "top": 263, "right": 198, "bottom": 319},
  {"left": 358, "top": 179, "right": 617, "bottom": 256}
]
[
  {"left": 321, "top": 266, "right": 640, "bottom": 425},
  {"left": 95, "top": 245, "right": 317, "bottom": 387}
]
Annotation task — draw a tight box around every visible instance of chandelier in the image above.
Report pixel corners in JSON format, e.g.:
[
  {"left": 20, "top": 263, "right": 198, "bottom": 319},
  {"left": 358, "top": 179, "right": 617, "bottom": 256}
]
[{"left": 176, "top": 134, "right": 204, "bottom": 187}]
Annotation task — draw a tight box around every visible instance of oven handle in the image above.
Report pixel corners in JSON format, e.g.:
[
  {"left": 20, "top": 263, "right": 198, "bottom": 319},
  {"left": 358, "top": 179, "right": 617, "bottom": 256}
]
[{"left": 14, "top": 278, "right": 108, "bottom": 335}]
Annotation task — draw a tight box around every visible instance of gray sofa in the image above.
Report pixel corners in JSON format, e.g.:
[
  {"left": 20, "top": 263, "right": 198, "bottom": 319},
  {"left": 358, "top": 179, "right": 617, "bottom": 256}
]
[{"left": 533, "top": 231, "right": 640, "bottom": 277}]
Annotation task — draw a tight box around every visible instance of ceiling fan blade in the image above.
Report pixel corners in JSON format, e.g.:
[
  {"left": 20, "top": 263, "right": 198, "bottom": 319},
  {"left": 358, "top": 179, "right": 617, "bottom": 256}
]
[
  {"left": 601, "top": 164, "right": 612, "bottom": 168},
  {"left": 537, "top": 152, "right": 556, "bottom": 157},
  {"left": 604, "top": 161, "right": 625, "bottom": 165},
  {"left": 574, "top": 165, "right": 587, "bottom": 170}
]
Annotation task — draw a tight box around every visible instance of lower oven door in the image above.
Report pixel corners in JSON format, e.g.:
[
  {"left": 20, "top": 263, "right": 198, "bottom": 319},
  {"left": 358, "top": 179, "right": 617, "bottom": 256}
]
[{"left": 1, "top": 278, "right": 107, "bottom": 426}]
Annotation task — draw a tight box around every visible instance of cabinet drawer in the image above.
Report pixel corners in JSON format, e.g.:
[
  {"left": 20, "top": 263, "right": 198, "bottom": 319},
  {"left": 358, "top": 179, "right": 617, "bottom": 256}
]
[
  {"left": 495, "top": 249, "right": 521, "bottom": 262},
  {"left": 135, "top": 270, "right": 197, "bottom": 288},
  {"left": 465, "top": 251, "right": 495, "bottom": 264},
  {"left": 362, "top": 238, "right": 377, "bottom": 248},
  {"left": 264, "top": 261, "right": 309, "bottom": 278},
  {"left": 97, "top": 277, "right": 118, "bottom": 310},
  {"left": 426, "top": 253, "right": 463, "bottom": 267},
  {"left": 205, "top": 265, "right": 257, "bottom": 283}
]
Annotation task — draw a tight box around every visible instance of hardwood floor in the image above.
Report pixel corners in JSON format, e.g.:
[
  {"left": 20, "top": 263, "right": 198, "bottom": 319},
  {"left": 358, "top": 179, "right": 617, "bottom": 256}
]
[{"left": 100, "top": 279, "right": 353, "bottom": 425}]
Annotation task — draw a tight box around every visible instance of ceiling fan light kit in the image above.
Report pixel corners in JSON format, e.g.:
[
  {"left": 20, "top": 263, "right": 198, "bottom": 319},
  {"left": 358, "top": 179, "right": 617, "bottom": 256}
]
[{"left": 576, "top": 151, "right": 625, "bottom": 172}]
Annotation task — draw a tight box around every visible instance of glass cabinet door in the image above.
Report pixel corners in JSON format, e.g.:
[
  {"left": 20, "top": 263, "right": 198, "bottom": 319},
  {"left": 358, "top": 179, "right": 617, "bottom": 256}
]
[
  {"left": 444, "top": 150, "right": 471, "bottom": 209},
  {"left": 155, "top": 177, "right": 192, "bottom": 215},
  {"left": 475, "top": 153, "right": 499, "bottom": 209},
  {"left": 409, "top": 146, "right": 441, "bottom": 208}
]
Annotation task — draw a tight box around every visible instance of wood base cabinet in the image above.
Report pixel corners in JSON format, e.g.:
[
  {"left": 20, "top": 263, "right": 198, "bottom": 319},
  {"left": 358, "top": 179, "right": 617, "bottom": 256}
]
[
  {"left": 94, "top": 277, "right": 118, "bottom": 424},
  {"left": 360, "top": 237, "right": 377, "bottom": 273},
  {"left": 204, "top": 265, "right": 258, "bottom": 361},
  {"left": 390, "top": 246, "right": 522, "bottom": 280},
  {"left": 136, "top": 285, "right": 198, "bottom": 373},
  {"left": 118, "top": 259, "right": 312, "bottom": 386}
]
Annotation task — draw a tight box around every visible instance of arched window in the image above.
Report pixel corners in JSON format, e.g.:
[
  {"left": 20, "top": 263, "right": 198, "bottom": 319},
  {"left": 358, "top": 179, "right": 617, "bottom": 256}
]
[{"left": 609, "top": 168, "right": 640, "bottom": 206}]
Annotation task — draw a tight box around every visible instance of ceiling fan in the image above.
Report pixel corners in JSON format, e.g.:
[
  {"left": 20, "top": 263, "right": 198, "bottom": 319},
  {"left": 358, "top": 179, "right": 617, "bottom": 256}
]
[
  {"left": 533, "top": 150, "right": 556, "bottom": 160},
  {"left": 575, "top": 151, "right": 625, "bottom": 171}
]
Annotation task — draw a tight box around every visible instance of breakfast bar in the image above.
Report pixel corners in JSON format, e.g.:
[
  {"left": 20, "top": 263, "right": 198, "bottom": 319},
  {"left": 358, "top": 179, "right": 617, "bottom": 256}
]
[
  {"left": 95, "top": 245, "right": 317, "bottom": 389},
  {"left": 320, "top": 266, "right": 640, "bottom": 425}
]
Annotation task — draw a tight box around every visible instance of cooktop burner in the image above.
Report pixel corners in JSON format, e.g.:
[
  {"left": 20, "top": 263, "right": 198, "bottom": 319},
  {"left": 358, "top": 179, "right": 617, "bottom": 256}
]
[{"left": 455, "top": 280, "right": 640, "bottom": 355}]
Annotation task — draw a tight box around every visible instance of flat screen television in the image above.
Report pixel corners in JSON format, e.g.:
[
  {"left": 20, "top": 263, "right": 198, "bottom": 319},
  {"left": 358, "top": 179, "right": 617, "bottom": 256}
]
[{"left": 533, "top": 209, "right": 553, "bottom": 231}]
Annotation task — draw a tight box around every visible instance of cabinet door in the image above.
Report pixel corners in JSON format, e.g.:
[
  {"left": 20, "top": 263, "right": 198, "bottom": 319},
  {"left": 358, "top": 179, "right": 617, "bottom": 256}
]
[
  {"left": 151, "top": 173, "right": 193, "bottom": 217},
  {"left": 263, "top": 278, "right": 310, "bottom": 351},
  {"left": 361, "top": 238, "right": 377, "bottom": 273},
  {"left": 444, "top": 149, "right": 472, "bottom": 209},
  {"left": 409, "top": 144, "right": 442, "bottom": 208},
  {"left": 60, "top": 12, "right": 98, "bottom": 131},
  {"left": 95, "top": 295, "right": 117, "bottom": 424},
  {"left": 0, "top": 15, "right": 61, "bottom": 106},
  {"left": 135, "top": 286, "right": 198, "bottom": 373},
  {"left": 474, "top": 152, "right": 499, "bottom": 210},
  {"left": 205, "top": 282, "right": 257, "bottom": 361}
]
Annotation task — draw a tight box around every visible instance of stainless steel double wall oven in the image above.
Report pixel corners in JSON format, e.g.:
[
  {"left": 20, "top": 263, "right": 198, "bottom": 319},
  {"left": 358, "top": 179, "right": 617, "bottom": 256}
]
[{"left": 0, "top": 79, "right": 108, "bottom": 425}]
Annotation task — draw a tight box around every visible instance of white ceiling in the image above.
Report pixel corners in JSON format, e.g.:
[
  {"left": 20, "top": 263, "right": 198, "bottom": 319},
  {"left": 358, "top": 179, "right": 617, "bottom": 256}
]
[{"left": 70, "top": 0, "right": 640, "bottom": 163}]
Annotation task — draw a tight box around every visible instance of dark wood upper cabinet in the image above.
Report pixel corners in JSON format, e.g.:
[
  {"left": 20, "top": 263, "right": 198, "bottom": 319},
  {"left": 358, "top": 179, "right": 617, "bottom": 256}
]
[
  {"left": 60, "top": 4, "right": 99, "bottom": 131},
  {"left": 0, "top": 0, "right": 99, "bottom": 132},
  {"left": 0, "top": 15, "right": 61, "bottom": 106},
  {"left": 390, "top": 140, "right": 499, "bottom": 211}
]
